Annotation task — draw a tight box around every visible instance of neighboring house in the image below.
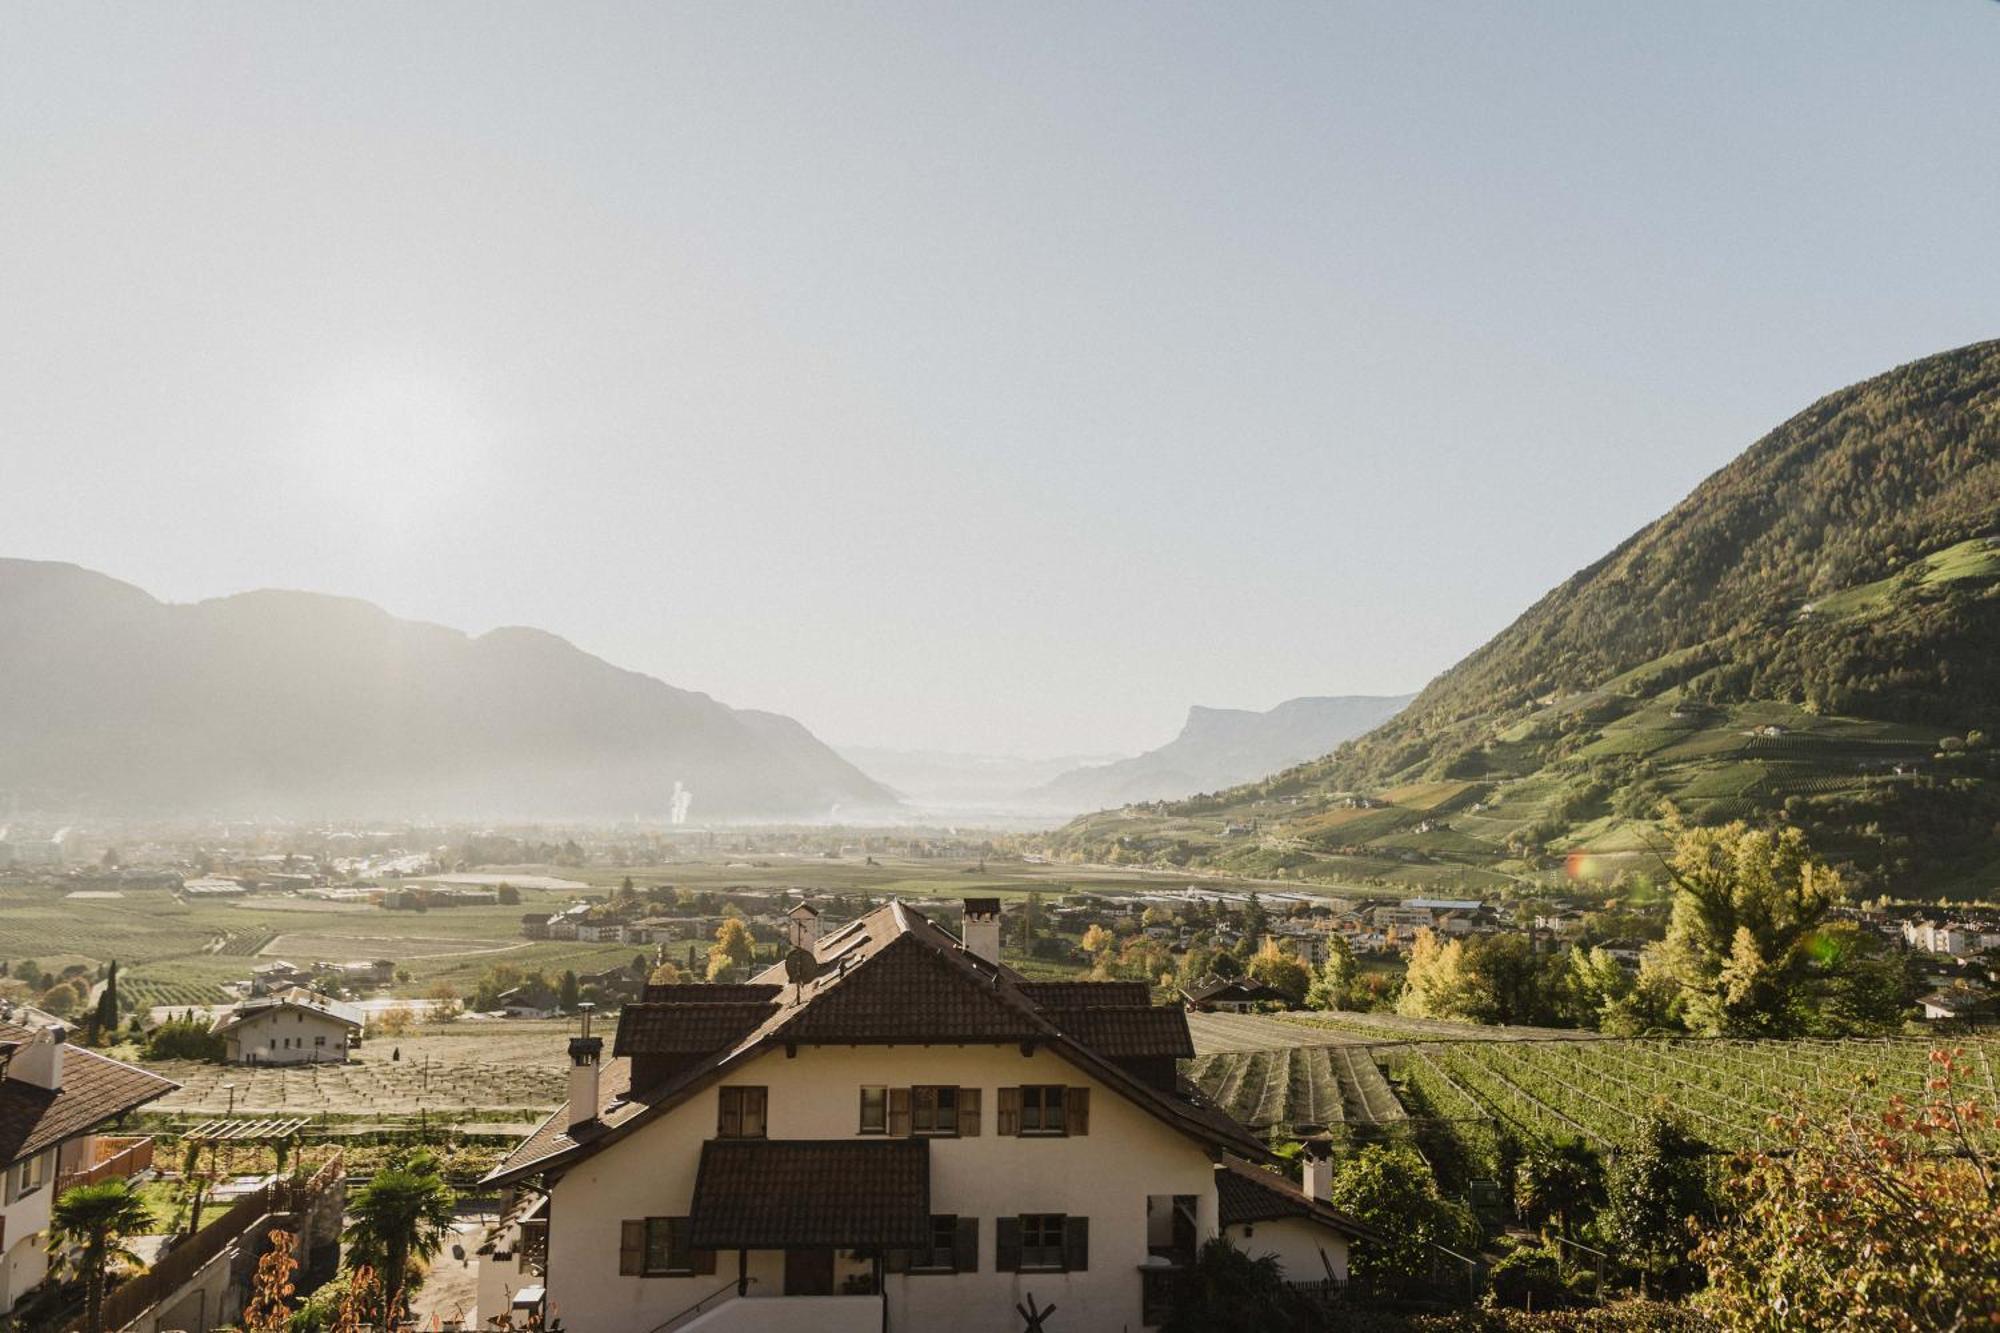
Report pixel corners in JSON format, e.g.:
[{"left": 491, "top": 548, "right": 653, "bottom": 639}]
[
  {"left": 1215, "top": 1152, "right": 1377, "bottom": 1289},
  {"left": 0, "top": 1018, "right": 178, "bottom": 1317},
  {"left": 212, "top": 989, "right": 363, "bottom": 1065},
  {"left": 1920, "top": 988, "right": 1996, "bottom": 1022},
  {"left": 479, "top": 900, "right": 1273, "bottom": 1333},
  {"left": 248, "top": 960, "right": 315, "bottom": 996},
  {"left": 1180, "top": 978, "right": 1283, "bottom": 1013},
  {"left": 520, "top": 914, "right": 553, "bottom": 940}
]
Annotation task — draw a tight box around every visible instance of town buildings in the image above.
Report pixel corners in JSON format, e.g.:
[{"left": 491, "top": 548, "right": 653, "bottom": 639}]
[{"left": 479, "top": 899, "right": 1368, "bottom": 1331}]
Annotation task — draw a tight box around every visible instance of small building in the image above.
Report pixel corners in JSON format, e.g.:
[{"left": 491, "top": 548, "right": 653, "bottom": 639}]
[
  {"left": 520, "top": 913, "right": 553, "bottom": 940},
  {"left": 1920, "top": 988, "right": 1995, "bottom": 1022},
  {"left": 1214, "top": 1152, "right": 1378, "bottom": 1290},
  {"left": 1181, "top": 978, "right": 1284, "bottom": 1014},
  {"left": 213, "top": 989, "right": 363, "bottom": 1065}
]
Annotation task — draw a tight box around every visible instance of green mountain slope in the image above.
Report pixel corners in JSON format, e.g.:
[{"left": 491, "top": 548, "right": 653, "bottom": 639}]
[{"left": 1046, "top": 342, "right": 2000, "bottom": 895}]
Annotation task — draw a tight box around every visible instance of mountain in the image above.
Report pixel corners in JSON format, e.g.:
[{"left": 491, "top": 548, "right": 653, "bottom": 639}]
[
  {"left": 1047, "top": 342, "right": 2000, "bottom": 894},
  {"left": 0, "top": 561, "right": 898, "bottom": 821},
  {"left": 1032, "top": 695, "right": 1414, "bottom": 812},
  {"left": 833, "top": 746, "right": 1125, "bottom": 821}
]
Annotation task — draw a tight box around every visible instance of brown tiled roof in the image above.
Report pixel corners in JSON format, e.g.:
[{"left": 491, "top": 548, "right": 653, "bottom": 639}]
[
  {"left": 1185, "top": 978, "right": 1281, "bottom": 1003},
  {"left": 0, "top": 1027, "right": 180, "bottom": 1168},
  {"left": 688, "top": 1139, "right": 930, "bottom": 1249},
  {"left": 484, "top": 901, "right": 1267, "bottom": 1186},
  {"left": 1215, "top": 1156, "right": 1381, "bottom": 1242},
  {"left": 774, "top": 935, "right": 1044, "bottom": 1044},
  {"left": 1018, "top": 981, "right": 1152, "bottom": 1008},
  {"left": 1041, "top": 1006, "right": 1196, "bottom": 1059},
  {"left": 640, "top": 983, "right": 783, "bottom": 1005},
  {"left": 614, "top": 1002, "right": 776, "bottom": 1056}
]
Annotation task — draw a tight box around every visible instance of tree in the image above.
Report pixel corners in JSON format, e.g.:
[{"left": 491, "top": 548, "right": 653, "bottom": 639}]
[
  {"left": 1246, "top": 940, "right": 1311, "bottom": 1006},
  {"left": 91, "top": 960, "right": 120, "bottom": 1044},
  {"left": 1080, "top": 924, "right": 1116, "bottom": 959},
  {"left": 1602, "top": 1114, "right": 1713, "bottom": 1297},
  {"left": 1397, "top": 929, "right": 1479, "bottom": 1021},
  {"left": 49, "top": 1180, "right": 152, "bottom": 1333},
  {"left": 1651, "top": 815, "right": 1844, "bottom": 1036},
  {"left": 708, "top": 918, "right": 755, "bottom": 980},
  {"left": 648, "top": 960, "right": 685, "bottom": 986},
  {"left": 495, "top": 882, "right": 521, "bottom": 906},
  {"left": 1327, "top": 1144, "right": 1479, "bottom": 1298},
  {"left": 1695, "top": 1048, "right": 1999, "bottom": 1330},
  {"left": 241, "top": 1228, "right": 299, "bottom": 1332},
  {"left": 1516, "top": 1138, "right": 1604, "bottom": 1240},
  {"left": 343, "top": 1151, "right": 458, "bottom": 1324},
  {"left": 1160, "top": 1237, "right": 1316, "bottom": 1333},
  {"left": 1242, "top": 893, "right": 1269, "bottom": 947},
  {"left": 1305, "top": 934, "right": 1356, "bottom": 1010},
  {"left": 423, "top": 981, "right": 463, "bottom": 1022},
  {"left": 1561, "top": 945, "right": 1633, "bottom": 1030},
  {"left": 558, "top": 969, "right": 580, "bottom": 1013},
  {"left": 39, "top": 982, "right": 79, "bottom": 1017}
]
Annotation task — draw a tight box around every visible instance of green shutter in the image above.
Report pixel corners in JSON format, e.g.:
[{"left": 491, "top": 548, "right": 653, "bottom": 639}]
[
  {"left": 619, "top": 1220, "right": 644, "bottom": 1276},
  {"left": 954, "top": 1216, "right": 979, "bottom": 1273},
  {"left": 1062, "top": 1216, "right": 1089, "bottom": 1272},
  {"left": 995, "top": 1216, "right": 1022, "bottom": 1273}
]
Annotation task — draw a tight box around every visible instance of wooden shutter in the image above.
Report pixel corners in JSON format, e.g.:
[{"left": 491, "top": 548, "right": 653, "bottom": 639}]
[
  {"left": 954, "top": 1215, "right": 979, "bottom": 1273},
  {"left": 1064, "top": 1086, "right": 1090, "bottom": 1136},
  {"left": 1061, "top": 1216, "right": 1089, "bottom": 1272},
  {"left": 996, "top": 1086, "right": 1020, "bottom": 1136},
  {"left": 888, "top": 1087, "right": 913, "bottom": 1138},
  {"left": 958, "top": 1087, "right": 982, "bottom": 1137},
  {"left": 619, "top": 1220, "right": 644, "bottom": 1276},
  {"left": 995, "top": 1216, "right": 1022, "bottom": 1273}
]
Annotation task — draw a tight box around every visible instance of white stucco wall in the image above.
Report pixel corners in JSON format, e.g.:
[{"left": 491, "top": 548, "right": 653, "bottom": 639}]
[
  {"left": 537, "top": 1043, "right": 1222, "bottom": 1333},
  {"left": 225, "top": 1009, "right": 354, "bottom": 1064},
  {"left": 1223, "top": 1218, "right": 1348, "bottom": 1284},
  {"left": 0, "top": 1148, "right": 57, "bottom": 1315}
]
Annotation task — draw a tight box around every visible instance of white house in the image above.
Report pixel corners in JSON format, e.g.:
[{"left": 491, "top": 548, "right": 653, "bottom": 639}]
[
  {"left": 478, "top": 900, "right": 1369, "bottom": 1332},
  {"left": 0, "top": 1017, "right": 177, "bottom": 1317},
  {"left": 212, "top": 988, "right": 363, "bottom": 1065},
  {"left": 1216, "top": 1150, "right": 1364, "bottom": 1288}
]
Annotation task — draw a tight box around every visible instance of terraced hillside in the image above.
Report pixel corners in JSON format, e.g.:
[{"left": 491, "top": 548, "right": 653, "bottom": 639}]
[{"left": 1051, "top": 342, "right": 2000, "bottom": 894}]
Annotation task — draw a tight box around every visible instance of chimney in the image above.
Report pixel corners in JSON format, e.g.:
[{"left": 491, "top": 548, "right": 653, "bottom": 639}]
[
  {"left": 787, "top": 902, "right": 822, "bottom": 952},
  {"left": 961, "top": 899, "right": 1002, "bottom": 966},
  {"left": 1301, "top": 1138, "right": 1333, "bottom": 1202},
  {"left": 566, "top": 1004, "right": 602, "bottom": 1132},
  {"left": 10, "top": 1023, "right": 66, "bottom": 1091}
]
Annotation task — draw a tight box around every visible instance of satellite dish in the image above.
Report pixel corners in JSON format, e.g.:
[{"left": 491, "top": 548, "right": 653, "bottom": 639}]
[{"left": 784, "top": 947, "right": 819, "bottom": 991}]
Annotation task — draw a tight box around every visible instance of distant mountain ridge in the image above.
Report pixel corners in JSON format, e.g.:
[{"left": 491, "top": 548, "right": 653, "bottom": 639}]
[
  {"left": 1034, "top": 694, "right": 1414, "bottom": 810},
  {"left": 1047, "top": 341, "right": 2000, "bottom": 893},
  {"left": 0, "top": 560, "right": 896, "bottom": 821}
]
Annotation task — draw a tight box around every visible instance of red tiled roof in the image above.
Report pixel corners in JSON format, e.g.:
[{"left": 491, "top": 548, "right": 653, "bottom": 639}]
[
  {"left": 688, "top": 1139, "right": 930, "bottom": 1249},
  {"left": 0, "top": 1027, "right": 179, "bottom": 1167}
]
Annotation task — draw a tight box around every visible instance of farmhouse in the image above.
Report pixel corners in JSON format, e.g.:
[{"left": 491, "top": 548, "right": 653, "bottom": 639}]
[
  {"left": 479, "top": 900, "right": 1360, "bottom": 1332},
  {"left": 0, "top": 1017, "right": 178, "bottom": 1317},
  {"left": 1180, "top": 977, "right": 1283, "bottom": 1013},
  {"left": 212, "top": 988, "right": 363, "bottom": 1065}
]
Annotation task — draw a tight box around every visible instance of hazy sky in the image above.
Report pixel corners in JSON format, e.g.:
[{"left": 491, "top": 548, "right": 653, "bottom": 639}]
[{"left": 4, "top": 3, "right": 1996, "bottom": 757}]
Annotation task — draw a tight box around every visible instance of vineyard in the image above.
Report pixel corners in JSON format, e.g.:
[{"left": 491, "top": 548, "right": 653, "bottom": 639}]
[{"left": 1187, "top": 1029, "right": 2000, "bottom": 1165}]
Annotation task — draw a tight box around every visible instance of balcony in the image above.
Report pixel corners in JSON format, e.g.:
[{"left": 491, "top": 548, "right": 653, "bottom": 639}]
[{"left": 54, "top": 1135, "right": 154, "bottom": 1193}]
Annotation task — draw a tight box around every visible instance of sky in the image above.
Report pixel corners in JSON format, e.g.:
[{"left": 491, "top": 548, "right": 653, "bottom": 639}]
[{"left": 3, "top": 3, "right": 1997, "bottom": 758}]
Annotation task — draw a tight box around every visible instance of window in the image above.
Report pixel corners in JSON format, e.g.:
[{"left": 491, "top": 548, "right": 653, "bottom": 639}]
[
  {"left": 858, "top": 1086, "right": 887, "bottom": 1134},
  {"left": 315, "top": 1036, "right": 326, "bottom": 1047},
  {"left": 717, "top": 1086, "right": 767, "bottom": 1138},
  {"left": 1020, "top": 1214, "right": 1066, "bottom": 1270},
  {"left": 1019, "top": 1085, "right": 1066, "bottom": 1135},
  {"left": 911, "top": 1085, "right": 958, "bottom": 1136},
  {"left": 915, "top": 1215, "right": 959, "bottom": 1272},
  {"left": 617, "top": 1217, "right": 715, "bottom": 1277}
]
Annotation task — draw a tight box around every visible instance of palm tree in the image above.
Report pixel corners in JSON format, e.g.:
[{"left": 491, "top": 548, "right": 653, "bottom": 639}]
[
  {"left": 49, "top": 1180, "right": 153, "bottom": 1333},
  {"left": 342, "top": 1153, "right": 457, "bottom": 1322}
]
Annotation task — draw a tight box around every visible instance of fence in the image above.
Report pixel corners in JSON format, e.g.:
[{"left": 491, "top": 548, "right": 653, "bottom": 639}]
[
  {"left": 55, "top": 1136, "right": 156, "bottom": 1194},
  {"left": 60, "top": 1153, "right": 344, "bottom": 1333}
]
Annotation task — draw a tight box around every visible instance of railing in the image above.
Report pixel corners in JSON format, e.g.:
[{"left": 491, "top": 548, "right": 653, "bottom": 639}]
[
  {"left": 55, "top": 1136, "right": 155, "bottom": 1193},
  {"left": 59, "top": 1153, "right": 344, "bottom": 1333},
  {"left": 644, "top": 1277, "right": 759, "bottom": 1333}
]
